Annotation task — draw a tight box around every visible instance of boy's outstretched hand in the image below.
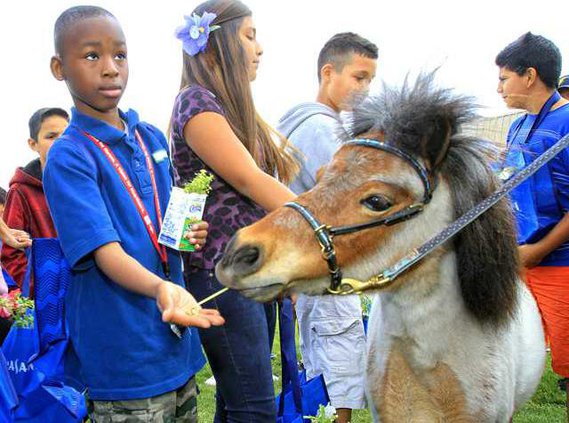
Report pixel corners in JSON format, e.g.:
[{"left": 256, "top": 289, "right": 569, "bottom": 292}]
[{"left": 156, "top": 281, "right": 224, "bottom": 328}]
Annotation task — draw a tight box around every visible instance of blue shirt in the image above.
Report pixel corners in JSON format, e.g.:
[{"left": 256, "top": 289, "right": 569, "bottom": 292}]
[
  {"left": 506, "top": 103, "right": 569, "bottom": 266},
  {"left": 43, "top": 108, "right": 205, "bottom": 400}
]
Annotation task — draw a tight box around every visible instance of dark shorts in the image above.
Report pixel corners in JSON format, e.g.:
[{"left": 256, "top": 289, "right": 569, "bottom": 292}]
[{"left": 89, "top": 377, "right": 198, "bottom": 422}]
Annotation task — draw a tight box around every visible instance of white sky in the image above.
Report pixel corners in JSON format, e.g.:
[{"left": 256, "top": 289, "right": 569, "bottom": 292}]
[{"left": 0, "top": 0, "right": 567, "bottom": 188}]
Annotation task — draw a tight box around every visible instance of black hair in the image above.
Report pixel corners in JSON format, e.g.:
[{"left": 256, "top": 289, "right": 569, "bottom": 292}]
[
  {"left": 495, "top": 32, "right": 562, "bottom": 89},
  {"left": 0, "top": 187, "right": 6, "bottom": 205},
  {"left": 54, "top": 5, "right": 116, "bottom": 55},
  {"left": 317, "top": 32, "right": 378, "bottom": 83},
  {"left": 28, "top": 108, "right": 69, "bottom": 141}
]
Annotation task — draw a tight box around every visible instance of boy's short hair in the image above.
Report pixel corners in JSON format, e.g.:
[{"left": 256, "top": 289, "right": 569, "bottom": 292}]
[
  {"left": 559, "top": 75, "right": 569, "bottom": 91},
  {"left": 495, "top": 32, "right": 562, "bottom": 89},
  {"left": 28, "top": 108, "right": 69, "bottom": 141},
  {"left": 317, "top": 32, "right": 378, "bottom": 82},
  {"left": 0, "top": 187, "right": 6, "bottom": 204},
  {"left": 54, "top": 6, "right": 116, "bottom": 55}
]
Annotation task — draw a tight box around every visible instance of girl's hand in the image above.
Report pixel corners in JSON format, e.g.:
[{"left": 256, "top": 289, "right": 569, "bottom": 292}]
[
  {"left": 183, "top": 221, "right": 209, "bottom": 250},
  {"left": 156, "top": 280, "right": 224, "bottom": 328},
  {"left": 3, "top": 229, "right": 32, "bottom": 250}
]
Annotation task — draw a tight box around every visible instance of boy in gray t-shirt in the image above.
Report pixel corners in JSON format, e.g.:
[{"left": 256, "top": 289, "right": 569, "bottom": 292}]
[{"left": 277, "top": 32, "right": 377, "bottom": 423}]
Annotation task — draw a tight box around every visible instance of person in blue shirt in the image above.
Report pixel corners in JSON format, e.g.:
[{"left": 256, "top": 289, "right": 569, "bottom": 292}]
[
  {"left": 43, "top": 6, "right": 224, "bottom": 421},
  {"left": 496, "top": 32, "right": 569, "bottom": 409},
  {"left": 560, "top": 74, "right": 569, "bottom": 101}
]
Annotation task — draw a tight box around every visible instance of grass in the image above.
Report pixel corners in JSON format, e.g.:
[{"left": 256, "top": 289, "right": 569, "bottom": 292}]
[
  {"left": 195, "top": 336, "right": 566, "bottom": 422},
  {"left": 513, "top": 355, "right": 566, "bottom": 422}
]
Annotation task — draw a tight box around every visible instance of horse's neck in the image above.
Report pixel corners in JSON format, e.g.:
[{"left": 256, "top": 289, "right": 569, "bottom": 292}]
[{"left": 373, "top": 251, "right": 471, "bottom": 354}]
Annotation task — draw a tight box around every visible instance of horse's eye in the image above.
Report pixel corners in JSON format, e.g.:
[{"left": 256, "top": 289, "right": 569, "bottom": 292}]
[{"left": 361, "top": 195, "right": 392, "bottom": 212}]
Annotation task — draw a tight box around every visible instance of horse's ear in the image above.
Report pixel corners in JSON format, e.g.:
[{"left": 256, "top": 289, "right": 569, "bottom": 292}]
[
  {"left": 423, "top": 118, "right": 453, "bottom": 172},
  {"left": 315, "top": 165, "right": 327, "bottom": 182}
]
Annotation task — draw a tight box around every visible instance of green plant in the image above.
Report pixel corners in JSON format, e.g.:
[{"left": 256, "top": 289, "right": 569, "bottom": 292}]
[
  {"left": 183, "top": 170, "right": 214, "bottom": 195},
  {"left": 305, "top": 404, "right": 337, "bottom": 422},
  {"left": 0, "top": 289, "right": 34, "bottom": 328},
  {"left": 361, "top": 294, "right": 372, "bottom": 317}
]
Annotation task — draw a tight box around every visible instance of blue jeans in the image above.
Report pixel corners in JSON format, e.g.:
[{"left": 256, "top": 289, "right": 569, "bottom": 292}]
[{"left": 186, "top": 269, "right": 276, "bottom": 423}]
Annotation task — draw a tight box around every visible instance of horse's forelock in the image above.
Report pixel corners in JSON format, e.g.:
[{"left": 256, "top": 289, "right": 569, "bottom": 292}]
[{"left": 345, "top": 72, "right": 477, "bottom": 170}]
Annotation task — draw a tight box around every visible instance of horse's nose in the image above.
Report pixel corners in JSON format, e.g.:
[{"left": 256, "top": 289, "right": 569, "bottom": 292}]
[{"left": 220, "top": 237, "right": 263, "bottom": 277}]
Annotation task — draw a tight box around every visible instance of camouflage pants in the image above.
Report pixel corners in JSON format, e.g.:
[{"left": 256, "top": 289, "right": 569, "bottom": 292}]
[{"left": 89, "top": 377, "right": 198, "bottom": 422}]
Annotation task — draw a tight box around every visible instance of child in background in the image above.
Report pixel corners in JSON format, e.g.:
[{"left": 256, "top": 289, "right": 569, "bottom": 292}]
[
  {"left": 2, "top": 108, "right": 68, "bottom": 290},
  {"left": 278, "top": 32, "right": 377, "bottom": 423},
  {"left": 0, "top": 187, "right": 6, "bottom": 217},
  {"left": 0, "top": 185, "right": 31, "bottom": 264},
  {"left": 559, "top": 75, "right": 569, "bottom": 101},
  {"left": 170, "top": 0, "right": 299, "bottom": 420},
  {"left": 44, "top": 6, "right": 223, "bottom": 421},
  {"left": 0, "top": 217, "right": 31, "bottom": 342},
  {"left": 1, "top": 218, "right": 31, "bottom": 294}
]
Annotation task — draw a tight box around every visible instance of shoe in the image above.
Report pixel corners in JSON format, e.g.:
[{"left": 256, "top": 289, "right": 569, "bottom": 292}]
[{"left": 558, "top": 378, "right": 567, "bottom": 392}]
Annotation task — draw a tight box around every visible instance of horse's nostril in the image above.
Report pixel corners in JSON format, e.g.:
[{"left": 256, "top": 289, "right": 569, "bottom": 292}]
[
  {"left": 232, "top": 245, "right": 262, "bottom": 275},
  {"left": 240, "top": 248, "right": 259, "bottom": 265}
]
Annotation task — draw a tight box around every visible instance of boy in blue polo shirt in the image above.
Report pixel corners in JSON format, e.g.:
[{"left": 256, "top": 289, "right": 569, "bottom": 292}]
[{"left": 43, "top": 6, "right": 224, "bottom": 421}]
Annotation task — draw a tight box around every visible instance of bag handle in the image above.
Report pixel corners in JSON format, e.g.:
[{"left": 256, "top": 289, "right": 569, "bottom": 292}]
[{"left": 277, "top": 298, "right": 303, "bottom": 415}]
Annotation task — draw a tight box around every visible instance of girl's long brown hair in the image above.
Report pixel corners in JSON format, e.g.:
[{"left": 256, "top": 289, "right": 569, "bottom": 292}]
[{"left": 179, "top": 0, "right": 298, "bottom": 183}]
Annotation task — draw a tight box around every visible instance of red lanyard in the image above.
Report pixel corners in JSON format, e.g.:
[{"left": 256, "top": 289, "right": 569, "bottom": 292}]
[{"left": 83, "top": 129, "right": 170, "bottom": 278}]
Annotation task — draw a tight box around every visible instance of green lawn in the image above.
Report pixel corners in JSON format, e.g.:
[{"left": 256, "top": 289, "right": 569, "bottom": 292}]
[
  {"left": 195, "top": 346, "right": 566, "bottom": 422},
  {"left": 513, "top": 356, "right": 566, "bottom": 422}
]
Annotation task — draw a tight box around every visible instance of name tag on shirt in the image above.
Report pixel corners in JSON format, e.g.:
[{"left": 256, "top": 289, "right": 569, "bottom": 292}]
[{"left": 152, "top": 149, "right": 169, "bottom": 164}]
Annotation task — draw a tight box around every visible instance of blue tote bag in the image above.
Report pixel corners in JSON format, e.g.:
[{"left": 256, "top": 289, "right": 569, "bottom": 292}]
[
  {"left": 276, "top": 298, "right": 330, "bottom": 423},
  {"left": 0, "top": 348, "right": 18, "bottom": 422},
  {"left": 1, "top": 239, "right": 87, "bottom": 422}
]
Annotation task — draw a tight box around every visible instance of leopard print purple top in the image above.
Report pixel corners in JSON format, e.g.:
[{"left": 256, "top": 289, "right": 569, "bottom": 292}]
[{"left": 171, "top": 85, "right": 267, "bottom": 271}]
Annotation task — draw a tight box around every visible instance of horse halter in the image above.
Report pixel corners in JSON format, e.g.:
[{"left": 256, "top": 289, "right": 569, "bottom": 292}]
[{"left": 285, "top": 138, "right": 434, "bottom": 295}]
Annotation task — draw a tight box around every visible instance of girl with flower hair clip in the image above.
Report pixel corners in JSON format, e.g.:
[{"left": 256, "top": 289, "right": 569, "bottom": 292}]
[{"left": 171, "top": 0, "right": 299, "bottom": 420}]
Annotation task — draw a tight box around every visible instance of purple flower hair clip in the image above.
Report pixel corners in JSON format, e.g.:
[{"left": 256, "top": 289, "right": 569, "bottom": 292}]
[{"left": 176, "top": 12, "right": 220, "bottom": 56}]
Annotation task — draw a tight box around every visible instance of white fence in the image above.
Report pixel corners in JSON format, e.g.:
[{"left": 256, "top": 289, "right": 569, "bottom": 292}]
[{"left": 464, "top": 111, "right": 524, "bottom": 148}]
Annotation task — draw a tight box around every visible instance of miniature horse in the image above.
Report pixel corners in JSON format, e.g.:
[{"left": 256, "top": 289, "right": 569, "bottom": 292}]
[{"left": 216, "top": 74, "right": 545, "bottom": 422}]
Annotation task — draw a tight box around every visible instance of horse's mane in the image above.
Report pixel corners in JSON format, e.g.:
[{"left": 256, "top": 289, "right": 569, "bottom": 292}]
[{"left": 345, "top": 72, "right": 519, "bottom": 327}]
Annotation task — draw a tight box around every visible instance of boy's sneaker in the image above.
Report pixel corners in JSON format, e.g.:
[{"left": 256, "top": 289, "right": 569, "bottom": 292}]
[{"left": 558, "top": 378, "right": 567, "bottom": 392}]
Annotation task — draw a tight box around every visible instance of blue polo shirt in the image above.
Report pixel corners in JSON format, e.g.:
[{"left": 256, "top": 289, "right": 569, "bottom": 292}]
[
  {"left": 43, "top": 108, "right": 205, "bottom": 400},
  {"left": 506, "top": 103, "right": 569, "bottom": 266}
]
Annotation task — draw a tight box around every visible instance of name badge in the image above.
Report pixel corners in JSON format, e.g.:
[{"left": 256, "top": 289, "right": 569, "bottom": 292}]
[{"left": 152, "top": 149, "right": 168, "bottom": 164}]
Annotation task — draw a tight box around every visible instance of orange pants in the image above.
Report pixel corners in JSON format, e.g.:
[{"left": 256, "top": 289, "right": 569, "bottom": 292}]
[{"left": 524, "top": 266, "right": 569, "bottom": 377}]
